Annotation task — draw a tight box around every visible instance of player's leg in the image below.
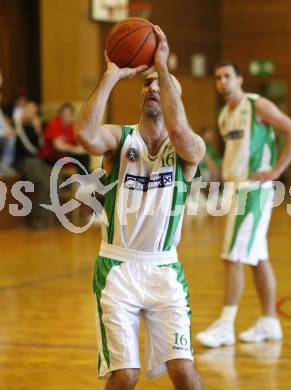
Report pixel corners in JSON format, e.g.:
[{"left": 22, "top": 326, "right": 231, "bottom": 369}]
[
  {"left": 196, "top": 186, "right": 277, "bottom": 347},
  {"left": 252, "top": 259, "right": 276, "bottom": 316},
  {"left": 195, "top": 199, "right": 242, "bottom": 348},
  {"left": 239, "top": 259, "right": 282, "bottom": 342},
  {"left": 167, "top": 359, "right": 203, "bottom": 390},
  {"left": 143, "top": 262, "right": 202, "bottom": 385},
  {"left": 237, "top": 187, "right": 283, "bottom": 342},
  {"left": 105, "top": 368, "right": 140, "bottom": 390},
  {"left": 94, "top": 258, "right": 142, "bottom": 381},
  {"left": 224, "top": 259, "right": 244, "bottom": 305}
]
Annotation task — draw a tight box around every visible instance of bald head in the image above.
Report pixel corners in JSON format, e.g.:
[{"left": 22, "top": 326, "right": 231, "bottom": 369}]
[{"left": 145, "top": 71, "right": 182, "bottom": 96}]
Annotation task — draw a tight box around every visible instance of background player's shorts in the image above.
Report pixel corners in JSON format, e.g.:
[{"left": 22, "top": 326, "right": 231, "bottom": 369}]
[
  {"left": 93, "top": 244, "right": 193, "bottom": 379},
  {"left": 222, "top": 184, "right": 274, "bottom": 265}
]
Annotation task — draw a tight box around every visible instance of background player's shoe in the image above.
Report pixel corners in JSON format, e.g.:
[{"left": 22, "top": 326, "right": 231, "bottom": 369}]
[
  {"left": 239, "top": 317, "right": 283, "bottom": 343},
  {"left": 196, "top": 320, "right": 235, "bottom": 348}
]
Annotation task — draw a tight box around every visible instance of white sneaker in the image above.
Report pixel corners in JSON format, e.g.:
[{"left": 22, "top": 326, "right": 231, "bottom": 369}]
[
  {"left": 196, "top": 320, "right": 235, "bottom": 348},
  {"left": 239, "top": 317, "right": 283, "bottom": 343}
]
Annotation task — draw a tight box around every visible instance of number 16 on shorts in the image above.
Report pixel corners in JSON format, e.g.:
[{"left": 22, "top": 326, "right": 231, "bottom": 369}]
[{"left": 173, "top": 332, "right": 191, "bottom": 352}]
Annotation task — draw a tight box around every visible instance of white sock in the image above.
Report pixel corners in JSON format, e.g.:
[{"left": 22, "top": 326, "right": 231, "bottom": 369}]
[
  {"left": 261, "top": 316, "right": 279, "bottom": 324},
  {"left": 219, "top": 306, "right": 238, "bottom": 323}
]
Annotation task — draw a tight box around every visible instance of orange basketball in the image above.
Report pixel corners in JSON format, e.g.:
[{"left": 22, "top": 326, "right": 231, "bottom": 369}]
[{"left": 106, "top": 17, "right": 158, "bottom": 68}]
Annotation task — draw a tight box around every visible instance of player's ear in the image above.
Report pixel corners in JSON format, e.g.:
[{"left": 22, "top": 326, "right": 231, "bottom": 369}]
[{"left": 238, "top": 75, "right": 243, "bottom": 86}]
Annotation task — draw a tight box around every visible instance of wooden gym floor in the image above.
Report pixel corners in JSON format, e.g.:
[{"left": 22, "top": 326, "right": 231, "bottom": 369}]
[{"left": 0, "top": 204, "right": 290, "bottom": 389}]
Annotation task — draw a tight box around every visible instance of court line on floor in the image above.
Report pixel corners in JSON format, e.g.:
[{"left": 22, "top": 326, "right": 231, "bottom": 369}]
[
  {"left": 277, "top": 295, "right": 291, "bottom": 320},
  {"left": 0, "top": 266, "right": 92, "bottom": 293}
]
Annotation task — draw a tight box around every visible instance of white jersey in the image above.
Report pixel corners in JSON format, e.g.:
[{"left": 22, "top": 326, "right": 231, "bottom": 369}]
[
  {"left": 218, "top": 93, "right": 277, "bottom": 182},
  {"left": 101, "top": 125, "right": 194, "bottom": 252}
]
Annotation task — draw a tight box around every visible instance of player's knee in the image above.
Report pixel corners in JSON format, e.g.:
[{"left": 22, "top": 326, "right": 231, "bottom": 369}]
[
  {"left": 167, "top": 359, "right": 203, "bottom": 389},
  {"left": 110, "top": 368, "right": 139, "bottom": 389}
]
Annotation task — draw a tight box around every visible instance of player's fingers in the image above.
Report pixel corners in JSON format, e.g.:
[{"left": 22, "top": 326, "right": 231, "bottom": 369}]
[
  {"left": 153, "top": 25, "right": 163, "bottom": 39},
  {"left": 154, "top": 25, "right": 166, "bottom": 40},
  {"left": 104, "top": 50, "right": 110, "bottom": 63},
  {"left": 135, "top": 64, "right": 148, "bottom": 73},
  {"left": 127, "top": 65, "right": 147, "bottom": 76}
]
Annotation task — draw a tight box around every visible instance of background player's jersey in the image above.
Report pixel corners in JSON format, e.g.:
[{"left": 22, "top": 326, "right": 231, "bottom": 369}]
[
  {"left": 101, "top": 125, "right": 195, "bottom": 252},
  {"left": 218, "top": 93, "right": 277, "bottom": 182}
]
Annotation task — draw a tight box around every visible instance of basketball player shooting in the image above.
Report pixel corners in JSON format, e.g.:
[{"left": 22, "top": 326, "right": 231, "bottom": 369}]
[{"left": 75, "top": 25, "right": 205, "bottom": 389}]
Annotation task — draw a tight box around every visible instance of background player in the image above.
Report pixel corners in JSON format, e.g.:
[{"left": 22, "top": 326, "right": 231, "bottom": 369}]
[{"left": 196, "top": 61, "right": 291, "bottom": 348}]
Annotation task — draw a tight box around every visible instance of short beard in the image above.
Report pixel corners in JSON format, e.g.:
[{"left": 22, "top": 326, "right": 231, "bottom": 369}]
[{"left": 144, "top": 106, "right": 161, "bottom": 117}]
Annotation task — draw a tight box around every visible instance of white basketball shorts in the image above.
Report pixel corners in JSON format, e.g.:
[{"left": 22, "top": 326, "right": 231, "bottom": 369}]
[
  {"left": 93, "top": 242, "right": 194, "bottom": 379},
  {"left": 222, "top": 184, "right": 274, "bottom": 265}
]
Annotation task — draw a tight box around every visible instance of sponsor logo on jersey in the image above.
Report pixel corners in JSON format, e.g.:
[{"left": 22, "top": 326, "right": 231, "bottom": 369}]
[
  {"left": 126, "top": 148, "right": 139, "bottom": 162},
  {"left": 225, "top": 129, "right": 244, "bottom": 140},
  {"left": 124, "top": 172, "right": 173, "bottom": 191}
]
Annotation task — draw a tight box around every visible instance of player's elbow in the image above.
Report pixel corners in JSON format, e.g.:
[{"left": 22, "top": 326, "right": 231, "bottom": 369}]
[
  {"left": 74, "top": 130, "right": 92, "bottom": 153},
  {"left": 194, "top": 135, "right": 206, "bottom": 163},
  {"left": 77, "top": 129, "right": 106, "bottom": 156},
  {"left": 171, "top": 128, "right": 206, "bottom": 164}
]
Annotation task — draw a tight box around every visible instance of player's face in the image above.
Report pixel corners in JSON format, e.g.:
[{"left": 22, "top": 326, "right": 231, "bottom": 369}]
[
  {"left": 141, "top": 73, "right": 161, "bottom": 117},
  {"left": 215, "top": 66, "right": 242, "bottom": 97}
]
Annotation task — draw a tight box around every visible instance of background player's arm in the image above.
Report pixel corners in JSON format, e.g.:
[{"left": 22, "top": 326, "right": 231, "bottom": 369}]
[
  {"left": 251, "top": 97, "right": 291, "bottom": 181},
  {"left": 153, "top": 26, "right": 205, "bottom": 167},
  {"left": 75, "top": 53, "right": 147, "bottom": 157}
]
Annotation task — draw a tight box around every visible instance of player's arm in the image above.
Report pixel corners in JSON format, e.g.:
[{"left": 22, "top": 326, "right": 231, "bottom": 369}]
[
  {"left": 250, "top": 97, "right": 291, "bottom": 181},
  {"left": 75, "top": 53, "right": 147, "bottom": 156},
  {"left": 153, "top": 26, "right": 206, "bottom": 167}
]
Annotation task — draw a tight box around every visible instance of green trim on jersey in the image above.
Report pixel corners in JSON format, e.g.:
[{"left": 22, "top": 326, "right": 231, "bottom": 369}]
[
  {"left": 249, "top": 97, "right": 277, "bottom": 174},
  {"left": 159, "top": 262, "right": 193, "bottom": 355},
  {"left": 103, "top": 126, "right": 133, "bottom": 243},
  {"left": 93, "top": 256, "right": 123, "bottom": 373},
  {"left": 228, "top": 186, "right": 272, "bottom": 256},
  {"left": 162, "top": 156, "right": 192, "bottom": 251}
]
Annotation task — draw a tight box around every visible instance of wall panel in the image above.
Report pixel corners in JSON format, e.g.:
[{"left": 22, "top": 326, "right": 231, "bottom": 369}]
[
  {"left": 40, "top": 0, "right": 102, "bottom": 103},
  {"left": 0, "top": 0, "right": 40, "bottom": 105}
]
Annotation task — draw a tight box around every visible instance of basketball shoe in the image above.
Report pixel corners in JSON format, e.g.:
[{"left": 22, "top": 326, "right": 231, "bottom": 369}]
[
  {"left": 196, "top": 320, "right": 235, "bottom": 348},
  {"left": 239, "top": 317, "right": 283, "bottom": 343}
]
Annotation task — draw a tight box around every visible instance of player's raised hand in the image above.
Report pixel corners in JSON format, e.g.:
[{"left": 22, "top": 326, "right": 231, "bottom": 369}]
[
  {"left": 104, "top": 51, "right": 148, "bottom": 80},
  {"left": 153, "top": 25, "right": 169, "bottom": 68}
]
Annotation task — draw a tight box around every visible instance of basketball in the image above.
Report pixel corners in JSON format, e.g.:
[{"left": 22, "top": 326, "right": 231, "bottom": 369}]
[{"left": 106, "top": 17, "right": 158, "bottom": 68}]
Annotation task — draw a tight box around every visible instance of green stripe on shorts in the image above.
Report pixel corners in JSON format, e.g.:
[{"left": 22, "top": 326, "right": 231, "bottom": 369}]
[
  {"left": 229, "top": 186, "right": 272, "bottom": 256},
  {"left": 93, "top": 256, "right": 123, "bottom": 372}
]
